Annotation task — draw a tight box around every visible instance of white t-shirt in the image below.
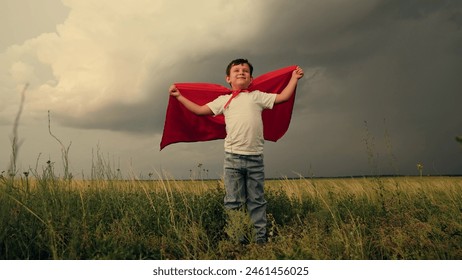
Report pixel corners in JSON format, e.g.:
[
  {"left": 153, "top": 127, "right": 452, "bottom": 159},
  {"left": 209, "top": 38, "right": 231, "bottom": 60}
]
[{"left": 207, "top": 90, "right": 277, "bottom": 155}]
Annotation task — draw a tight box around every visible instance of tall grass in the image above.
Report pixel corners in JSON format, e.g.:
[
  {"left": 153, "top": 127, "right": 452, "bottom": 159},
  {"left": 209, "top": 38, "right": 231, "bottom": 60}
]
[
  {"left": 1, "top": 169, "right": 461, "bottom": 259},
  {"left": 4, "top": 84, "right": 461, "bottom": 259}
]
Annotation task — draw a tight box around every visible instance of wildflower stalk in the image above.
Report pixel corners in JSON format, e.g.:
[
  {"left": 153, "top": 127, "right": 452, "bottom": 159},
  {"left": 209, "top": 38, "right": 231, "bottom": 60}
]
[
  {"left": 48, "top": 110, "right": 72, "bottom": 181},
  {"left": 9, "top": 83, "right": 29, "bottom": 178}
]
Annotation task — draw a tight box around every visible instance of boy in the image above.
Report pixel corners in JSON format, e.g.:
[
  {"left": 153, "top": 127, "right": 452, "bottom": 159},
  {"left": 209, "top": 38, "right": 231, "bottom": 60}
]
[{"left": 169, "top": 58, "right": 304, "bottom": 244}]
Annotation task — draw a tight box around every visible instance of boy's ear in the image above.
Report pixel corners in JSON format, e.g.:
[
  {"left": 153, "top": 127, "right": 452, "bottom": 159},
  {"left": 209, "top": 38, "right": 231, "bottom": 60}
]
[{"left": 225, "top": 75, "right": 231, "bottom": 84}]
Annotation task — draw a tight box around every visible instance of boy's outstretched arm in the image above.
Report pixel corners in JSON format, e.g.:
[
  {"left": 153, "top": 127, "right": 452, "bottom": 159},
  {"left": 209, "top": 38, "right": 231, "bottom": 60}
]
[
  {"left": 274, "top": 66, "right": 304, "bottom": 104},
  {"left": 169, "top": 85, "right": 213, "bottom": 115}
]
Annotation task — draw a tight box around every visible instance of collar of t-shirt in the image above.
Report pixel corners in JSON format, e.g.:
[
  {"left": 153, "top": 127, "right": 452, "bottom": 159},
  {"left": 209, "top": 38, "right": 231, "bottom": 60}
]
[{"left": 223, "top": 89, "right": 249, "bottom": 109}]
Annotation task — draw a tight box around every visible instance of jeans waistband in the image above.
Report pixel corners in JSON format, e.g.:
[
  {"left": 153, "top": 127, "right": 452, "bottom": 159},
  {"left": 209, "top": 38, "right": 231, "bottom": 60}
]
[{"left": 225, "top": 152, "right": 263, "bottom": 159}]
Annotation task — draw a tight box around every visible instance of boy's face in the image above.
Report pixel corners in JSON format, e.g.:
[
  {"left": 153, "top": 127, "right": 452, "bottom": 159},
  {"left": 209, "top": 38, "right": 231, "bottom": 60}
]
[{"left": 225, "top": 63, "right": 253, "bottom": 90}]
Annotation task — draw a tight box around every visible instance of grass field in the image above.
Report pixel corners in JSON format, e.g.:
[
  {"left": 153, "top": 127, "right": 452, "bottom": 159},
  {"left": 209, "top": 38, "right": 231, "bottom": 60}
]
[{"left": 1, "top": 169, "right": 461, "bottom": 260}]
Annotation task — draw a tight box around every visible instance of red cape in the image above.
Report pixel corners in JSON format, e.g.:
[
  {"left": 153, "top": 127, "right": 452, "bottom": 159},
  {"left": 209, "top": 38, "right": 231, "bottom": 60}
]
[{"left": 160, "top": 65, "right": 297, "bottom": 150}]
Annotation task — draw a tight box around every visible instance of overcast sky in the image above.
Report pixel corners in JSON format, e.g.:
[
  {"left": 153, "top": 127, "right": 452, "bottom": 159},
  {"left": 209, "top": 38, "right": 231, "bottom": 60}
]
[{"left": 1, "top": 0, "right": 461, "bottom": 179}]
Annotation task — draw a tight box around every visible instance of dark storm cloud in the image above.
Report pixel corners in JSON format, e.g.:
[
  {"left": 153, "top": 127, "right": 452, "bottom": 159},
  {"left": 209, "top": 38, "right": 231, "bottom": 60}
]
[
  {"left": 54, "top": 99, "right": 165, "bottom": 134},
  {"left": 248, "top": 0, "right": 462, "bottom": 176}
]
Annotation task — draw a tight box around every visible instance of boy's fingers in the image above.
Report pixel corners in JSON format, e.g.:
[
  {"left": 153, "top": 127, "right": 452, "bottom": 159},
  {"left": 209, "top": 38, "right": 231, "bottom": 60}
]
[{"left": 169, "top": 85, "right": 178, "bottom": 93}]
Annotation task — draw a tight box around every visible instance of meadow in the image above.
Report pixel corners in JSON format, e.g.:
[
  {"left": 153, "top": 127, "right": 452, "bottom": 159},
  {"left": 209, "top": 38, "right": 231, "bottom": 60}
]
[
  {"left": 3, "top": 84, "right": 461, "bottom": 260},
  {"left": 1, "top": 168, "right": 461, "bottom": 260}
]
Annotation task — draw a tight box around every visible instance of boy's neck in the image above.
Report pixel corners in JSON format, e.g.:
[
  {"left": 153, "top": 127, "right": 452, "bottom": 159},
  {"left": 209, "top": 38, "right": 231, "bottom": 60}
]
[{"left": 231, "top": 85, "right": 249, "bottom": 91}]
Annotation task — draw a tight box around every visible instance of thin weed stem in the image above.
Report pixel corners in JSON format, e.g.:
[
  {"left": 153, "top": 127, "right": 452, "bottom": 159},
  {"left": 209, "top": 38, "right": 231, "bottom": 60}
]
[{"left": 9, "top": 83, "right": 29, "bottom": 178}]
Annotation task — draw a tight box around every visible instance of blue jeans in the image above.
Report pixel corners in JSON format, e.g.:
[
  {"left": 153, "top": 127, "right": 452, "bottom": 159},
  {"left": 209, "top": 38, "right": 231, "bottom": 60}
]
[{"left": 223, "top": 152, "right": 267, "bottom": 241}]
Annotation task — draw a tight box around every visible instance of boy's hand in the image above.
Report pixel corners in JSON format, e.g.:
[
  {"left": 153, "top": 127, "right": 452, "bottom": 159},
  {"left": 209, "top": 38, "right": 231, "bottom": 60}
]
[
  {"left": 169, "top": 85, "right": 181, "bottom": 97},
  {"left": 292, "top": 66, "right": 304, "bottom": 79},
  {"left": 274, "top": 66, "right": 305, "bottom": 104}
]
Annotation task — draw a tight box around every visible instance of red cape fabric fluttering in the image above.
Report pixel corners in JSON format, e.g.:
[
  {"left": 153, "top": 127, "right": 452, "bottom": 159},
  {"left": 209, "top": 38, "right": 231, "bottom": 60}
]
[{"left": 160, "top": 65, "right": 297, "bottom": 150}]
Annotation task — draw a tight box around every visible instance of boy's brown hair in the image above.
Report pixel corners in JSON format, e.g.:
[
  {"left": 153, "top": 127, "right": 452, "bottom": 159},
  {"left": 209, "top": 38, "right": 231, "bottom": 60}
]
[{"left": 226, "top": 58, "right": 254, "bottom": 76}]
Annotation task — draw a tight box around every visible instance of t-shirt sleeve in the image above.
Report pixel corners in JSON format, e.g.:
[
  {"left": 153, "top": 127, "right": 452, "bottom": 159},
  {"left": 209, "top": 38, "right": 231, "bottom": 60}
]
[
  {"left": 206, "top": 94, "right": 230, "bottom": 116},
  {"left": 256, "top": 91, "right": 277, "bottom": 110}
]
